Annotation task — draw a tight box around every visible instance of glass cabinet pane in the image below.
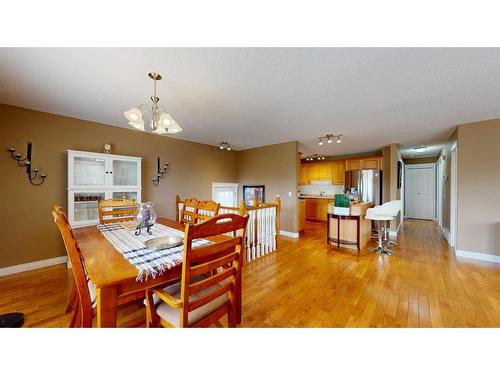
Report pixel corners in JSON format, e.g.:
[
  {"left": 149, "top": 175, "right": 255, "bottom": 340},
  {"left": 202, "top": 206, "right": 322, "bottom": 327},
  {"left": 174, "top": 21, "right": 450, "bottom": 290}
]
[
  {"left": 112, "top": 159, "right": 138, "bottom": 186},
  {"left": 73, "top": 192, "right": 105, "bottom": 223},
  {"left": 112, "top": 191, "right": 138, "bottom": 201},
  {"left": 74, "top": 156, "right": 106, "bottom": 186}
]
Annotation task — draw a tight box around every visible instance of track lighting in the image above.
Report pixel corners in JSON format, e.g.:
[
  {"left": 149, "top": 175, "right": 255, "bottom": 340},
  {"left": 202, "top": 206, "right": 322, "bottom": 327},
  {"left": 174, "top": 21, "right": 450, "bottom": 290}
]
[
  {"left": 219, "top": 142, "right": 231, "bottom": 151},
  {"left": 317, "top": 134, "right": 342, "bottom": 146},
  {"left": 304, "top": 154, "right": 326, "bottom": 161}
]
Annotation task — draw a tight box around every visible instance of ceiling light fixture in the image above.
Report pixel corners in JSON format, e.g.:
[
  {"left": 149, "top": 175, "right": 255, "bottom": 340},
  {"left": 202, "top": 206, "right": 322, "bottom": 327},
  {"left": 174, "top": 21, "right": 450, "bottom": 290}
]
[
  {"left": 124, "top": 72, "right": 183, "bottom": 135},
  {"left": 304, "top": 154, "right": 326, "bottom": 161},
  {"left": 317, "top": 134, "right": 342, "bottom": 146},
  {"left": 413, "top": 145, "right": 427, "bottom": 153},
  {"left": 219, "top": 142, "right": 231, "bottom": 151}
]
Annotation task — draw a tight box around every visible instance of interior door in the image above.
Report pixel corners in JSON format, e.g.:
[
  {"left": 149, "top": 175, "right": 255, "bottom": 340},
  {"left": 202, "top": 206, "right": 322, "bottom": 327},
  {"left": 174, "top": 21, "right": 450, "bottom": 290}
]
[{"left": 405, "top": 165, "right": 435, "bottom": 219}]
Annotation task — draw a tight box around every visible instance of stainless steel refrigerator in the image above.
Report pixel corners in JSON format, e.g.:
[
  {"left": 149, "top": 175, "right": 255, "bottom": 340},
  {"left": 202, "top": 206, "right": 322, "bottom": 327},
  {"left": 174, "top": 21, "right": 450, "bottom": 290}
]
[{"left": 345, "top": 169, "right": 383, "bottom": 205}]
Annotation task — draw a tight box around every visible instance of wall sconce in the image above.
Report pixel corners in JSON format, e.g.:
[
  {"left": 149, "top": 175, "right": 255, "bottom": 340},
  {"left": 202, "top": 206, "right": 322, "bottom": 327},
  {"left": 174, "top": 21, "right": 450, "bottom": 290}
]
[
  {"left": 8, "top": 142, "right": 47, "bottom": 185},
  {"left": 152, "top": 157, "right": 169, "bottom": 186}
]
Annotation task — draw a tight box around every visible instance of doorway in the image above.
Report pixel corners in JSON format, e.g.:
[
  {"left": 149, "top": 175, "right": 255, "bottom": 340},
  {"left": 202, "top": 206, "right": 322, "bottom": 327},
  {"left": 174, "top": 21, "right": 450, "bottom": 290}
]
[{"left": 404, "top": 163, "right": 436, "bottom": 220}]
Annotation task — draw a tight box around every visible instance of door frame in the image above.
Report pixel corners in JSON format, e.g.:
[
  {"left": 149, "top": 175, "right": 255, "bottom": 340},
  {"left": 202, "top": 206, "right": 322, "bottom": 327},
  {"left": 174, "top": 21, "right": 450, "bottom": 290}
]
[
  {"left": 404, "top": 163, "right": 436, "bottom": 220},
  {"left": 450, "top": 142, "right": 458, "bottom": 249},
  {"left": 436, "top": 155, "right": 444, "bottom": 228}
]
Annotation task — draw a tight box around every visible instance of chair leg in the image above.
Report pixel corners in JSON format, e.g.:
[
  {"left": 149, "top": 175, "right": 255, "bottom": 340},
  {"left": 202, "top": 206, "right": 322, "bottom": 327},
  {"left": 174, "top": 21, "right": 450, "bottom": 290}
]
[
  {"left": 70, "top": 301, "right": 81, "bottom": 328},
  {"left": 66, "top": 280, "right": 78, "bottom": 313},
  {"left": 145, "top": 289, "right": 160, "bottom": 328},
  {"left": 227, "top": 305, "right": 236, "bottom": 328}
]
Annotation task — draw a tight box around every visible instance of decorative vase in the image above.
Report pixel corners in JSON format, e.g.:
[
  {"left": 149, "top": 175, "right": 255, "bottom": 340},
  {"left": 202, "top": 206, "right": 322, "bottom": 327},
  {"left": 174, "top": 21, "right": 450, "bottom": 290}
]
[{"left": 135, "top": 202, "right": 157, "bottom": 235}]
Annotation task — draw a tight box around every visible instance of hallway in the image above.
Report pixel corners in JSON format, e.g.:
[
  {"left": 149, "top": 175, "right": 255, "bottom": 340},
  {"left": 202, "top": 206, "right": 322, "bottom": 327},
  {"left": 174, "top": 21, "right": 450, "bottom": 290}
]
[{"left": 1, "top": 219, "right": 499, "bottom": 327}]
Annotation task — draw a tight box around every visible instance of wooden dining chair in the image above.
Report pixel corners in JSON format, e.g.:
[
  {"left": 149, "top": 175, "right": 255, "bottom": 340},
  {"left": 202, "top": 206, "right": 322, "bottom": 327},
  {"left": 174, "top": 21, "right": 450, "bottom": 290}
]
[
  {"left": 145, "top": 213, "right": 249, "bottom": 328},
  {"left": 195, "top": 200, "right": 221, "bottom": 223},
  {"left": 98, "top": 197, "right": 137, "bottom": 224},
  {"left": 53, "top": 206, "right": 145, "bottom": 327},
  {"left": 52, "top": 206, "right": 95, "bottom": 328},
  {"left": 180, "top": 198, "right": 198, "bottom": 225}
]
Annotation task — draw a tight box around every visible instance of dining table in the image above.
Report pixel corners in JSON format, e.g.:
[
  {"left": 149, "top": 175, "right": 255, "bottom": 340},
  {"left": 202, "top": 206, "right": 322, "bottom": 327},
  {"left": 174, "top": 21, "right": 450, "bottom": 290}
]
[{"left": 73, "top": 217, "right": 241, "bottom": 327}]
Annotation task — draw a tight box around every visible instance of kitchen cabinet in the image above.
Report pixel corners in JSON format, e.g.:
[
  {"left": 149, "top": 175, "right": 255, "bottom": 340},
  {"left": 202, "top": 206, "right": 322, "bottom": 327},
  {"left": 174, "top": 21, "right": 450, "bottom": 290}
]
[
  {"left": 307, "top": 164, "right": 320, "bottom": 181},
  {"left": 360, "top": 158, "right": 380, "bottom": 170},
  {"left": 304, "top": 198, "right": 333, "bottom": 221},
  {"left": 346, "top": 159, "right": 360, "bottom": 171},
  {"left": 331, "top": 162, "right": 345, "bottom": 184},
  {"left": 299, "top": 165, "right": 308, "bottom": 185},
  {"left": 319, "top": 164, "right": 331, "bottom": 180}
]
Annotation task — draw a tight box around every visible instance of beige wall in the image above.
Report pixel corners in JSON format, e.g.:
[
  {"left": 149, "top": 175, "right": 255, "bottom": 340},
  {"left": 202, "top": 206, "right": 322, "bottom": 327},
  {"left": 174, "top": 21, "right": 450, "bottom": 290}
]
[
  {"left": 0, "top": 104, "right": 238, "bottom": 268},
  {"left": 382, "top": 144, "right": 401, "bottom": 230},
  {"left": 236, "top": 141, "right": 298, "bottom": 233},
  {"left": 456, "top": 119, "right": 500, "bottom": 256}
]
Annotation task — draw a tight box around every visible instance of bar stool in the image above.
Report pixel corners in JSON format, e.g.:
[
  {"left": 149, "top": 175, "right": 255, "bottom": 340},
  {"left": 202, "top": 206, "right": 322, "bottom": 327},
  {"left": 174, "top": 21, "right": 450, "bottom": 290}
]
[
  {"left": 365, "top": 208, "right": 394, "bottom": 255},
  {"left": 379, "top": 200, "right": 402, "bottom": 246}
]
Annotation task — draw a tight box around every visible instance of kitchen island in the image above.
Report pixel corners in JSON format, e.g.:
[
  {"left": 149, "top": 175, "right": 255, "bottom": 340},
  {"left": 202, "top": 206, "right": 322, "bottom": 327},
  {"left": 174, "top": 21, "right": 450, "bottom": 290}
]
[{"left": 327, "top": 201, "right": 373, "bottom": 253}]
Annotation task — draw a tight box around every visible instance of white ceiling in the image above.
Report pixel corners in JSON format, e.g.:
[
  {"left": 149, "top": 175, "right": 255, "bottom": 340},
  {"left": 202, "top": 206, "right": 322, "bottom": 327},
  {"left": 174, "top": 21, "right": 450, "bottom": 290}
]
[{"left": 1, "top": 48, "right": 499, "bottom": 157}]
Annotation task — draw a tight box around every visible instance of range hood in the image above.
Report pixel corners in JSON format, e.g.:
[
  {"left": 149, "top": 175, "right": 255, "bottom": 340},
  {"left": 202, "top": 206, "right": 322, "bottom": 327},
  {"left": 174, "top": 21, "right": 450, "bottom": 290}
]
[{"left": 310, "top": 180, "right": 333, "bottom": 186}]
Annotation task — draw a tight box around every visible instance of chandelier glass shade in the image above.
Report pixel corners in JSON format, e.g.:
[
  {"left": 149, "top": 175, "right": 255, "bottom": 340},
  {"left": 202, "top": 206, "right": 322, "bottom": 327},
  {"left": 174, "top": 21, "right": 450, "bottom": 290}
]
[{"left": 124, "top": 73, "right": 183, "bottom": 135}]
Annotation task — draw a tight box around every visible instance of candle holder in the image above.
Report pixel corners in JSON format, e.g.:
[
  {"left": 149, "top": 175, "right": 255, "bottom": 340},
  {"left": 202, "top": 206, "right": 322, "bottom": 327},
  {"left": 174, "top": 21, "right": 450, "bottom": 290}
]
[
  {"left": 8, "top": 142, "right": 47, "bottom": 185},
  {"left": 152, "top": 156, "right": 169, "bottom": 186}
]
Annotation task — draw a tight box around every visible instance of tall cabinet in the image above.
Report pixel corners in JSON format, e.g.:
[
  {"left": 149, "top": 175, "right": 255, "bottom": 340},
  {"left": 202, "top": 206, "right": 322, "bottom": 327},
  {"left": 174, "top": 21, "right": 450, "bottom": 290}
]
[{"left": 67, "top": 150, "right": 142, "bottom": 227}]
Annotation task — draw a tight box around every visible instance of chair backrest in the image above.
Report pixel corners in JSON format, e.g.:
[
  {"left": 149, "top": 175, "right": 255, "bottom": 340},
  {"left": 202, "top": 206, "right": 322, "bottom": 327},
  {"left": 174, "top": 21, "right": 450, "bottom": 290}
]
[
  {"left": 179, "top": 213, "right": 249, "bottom": 327},
  {"left": 195, "top": 200, "right": 221, "bottom": 223},
  {"left": 98, "top": 198, "right": 136, "bottom": 224},
  {"left": 52, "top": 206, "right": 93, "bottom": 327},
  {"left": 180, "top": 198, "right": 198, "bottom": 225}
]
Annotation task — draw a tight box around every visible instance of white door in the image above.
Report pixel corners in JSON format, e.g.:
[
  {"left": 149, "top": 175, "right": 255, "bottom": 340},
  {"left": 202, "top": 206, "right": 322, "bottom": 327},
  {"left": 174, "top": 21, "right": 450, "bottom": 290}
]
[
  {"left": 212, "top": 183, "right": 238, "bottom": 207},
  {"left": 405, "top": 165, "right": 435, "bottom": 220}
]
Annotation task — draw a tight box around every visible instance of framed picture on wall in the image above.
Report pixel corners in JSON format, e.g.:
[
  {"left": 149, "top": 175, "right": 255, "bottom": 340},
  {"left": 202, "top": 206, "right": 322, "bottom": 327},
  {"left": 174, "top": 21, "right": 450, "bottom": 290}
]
[
  {"left": 397, "top": 161, "right": 402, "bottom": 189},
  {"left": 243, "top": 185, "right": 265, "bottom": 207}
]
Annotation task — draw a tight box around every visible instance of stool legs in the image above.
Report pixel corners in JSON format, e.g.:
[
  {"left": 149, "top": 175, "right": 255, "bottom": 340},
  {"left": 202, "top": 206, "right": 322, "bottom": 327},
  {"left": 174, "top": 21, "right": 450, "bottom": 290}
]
[
  {"left": 370, "top": 221, "right": 394, "bottom": 255},
  {"left": 383, "top": 221, "right": 398, "bottom": 247}
]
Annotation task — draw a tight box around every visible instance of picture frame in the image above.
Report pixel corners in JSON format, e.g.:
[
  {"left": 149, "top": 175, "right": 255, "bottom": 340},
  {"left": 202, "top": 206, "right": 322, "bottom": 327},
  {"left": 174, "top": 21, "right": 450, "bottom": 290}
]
[
  {"left": 397, "top": 160, "right": 402, "bottom": 189},
  {"left": 243, "top": 185, "right": 265, "bottom": 207}
]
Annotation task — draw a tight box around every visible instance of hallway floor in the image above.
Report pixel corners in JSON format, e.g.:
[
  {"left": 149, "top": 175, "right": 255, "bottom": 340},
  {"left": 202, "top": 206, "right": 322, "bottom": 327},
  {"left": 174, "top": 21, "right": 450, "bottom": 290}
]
[{"left": 1, "top": 219, "right": 499, "bottom": 327}]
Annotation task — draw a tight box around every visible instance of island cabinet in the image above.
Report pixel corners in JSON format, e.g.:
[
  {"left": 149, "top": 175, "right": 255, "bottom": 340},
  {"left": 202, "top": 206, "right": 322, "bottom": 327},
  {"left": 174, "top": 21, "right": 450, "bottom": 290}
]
[
  {"left": 304, "top": 198, "right": 333, "bottom": 221},
  {"left": 327, "top": 202, "right": 373, "bottom": 253}
]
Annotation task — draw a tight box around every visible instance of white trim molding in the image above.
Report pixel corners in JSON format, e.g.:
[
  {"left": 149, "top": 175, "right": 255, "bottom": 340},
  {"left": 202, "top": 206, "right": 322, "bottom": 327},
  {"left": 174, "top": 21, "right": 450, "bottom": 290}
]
[
  {"left": 441, "top": 226, "right": 450, "bottom": 243},
  {"left": 388, "top": 222, "right": 401, "bottom": 240},
  {"left": 0, "top": 256, "right": 68, "bottom": 277},
  {"left": 456, "top": 250, "right": 500, "bottom": 264},
  {"left": 280, "top": 230, "right": 299, "bottom": 238}
]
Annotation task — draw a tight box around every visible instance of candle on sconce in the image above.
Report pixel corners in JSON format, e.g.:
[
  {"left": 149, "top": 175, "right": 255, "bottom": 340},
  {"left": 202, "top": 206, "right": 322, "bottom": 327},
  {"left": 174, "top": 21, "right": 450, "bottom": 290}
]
[{"left": 157, "top": 157, "right": 160, "bottom": 174}]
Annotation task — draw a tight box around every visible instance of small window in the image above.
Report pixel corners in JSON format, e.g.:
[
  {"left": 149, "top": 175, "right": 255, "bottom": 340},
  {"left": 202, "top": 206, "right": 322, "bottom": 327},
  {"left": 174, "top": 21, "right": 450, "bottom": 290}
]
[{"left": 212, "top": 182, "right": 238, "bottom": 208}]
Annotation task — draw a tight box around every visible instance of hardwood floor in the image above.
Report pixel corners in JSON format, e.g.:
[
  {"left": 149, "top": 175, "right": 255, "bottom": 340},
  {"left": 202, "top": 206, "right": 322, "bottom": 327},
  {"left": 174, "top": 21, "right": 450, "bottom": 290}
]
[{"left": 1, "top": 219, "right": 499, "bottom": 327}]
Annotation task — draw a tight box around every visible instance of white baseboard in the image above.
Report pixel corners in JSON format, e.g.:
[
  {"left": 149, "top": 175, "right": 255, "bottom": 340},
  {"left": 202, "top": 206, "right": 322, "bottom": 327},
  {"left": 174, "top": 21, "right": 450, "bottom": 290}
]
[
  {"left": 456, "top": 250, "right": 500, "bottom": 264},
  {"left": 388, "top": 222, "right": 401, "bottom": 240},
  {"left": 280, "top": 230, "right": 299, "bottom": 238},
  {"left": 0, "top": 256, "right": 68, "bottom": 277},
  {"left": 441, "top": 226, "right": 450, "bottom": 243}
]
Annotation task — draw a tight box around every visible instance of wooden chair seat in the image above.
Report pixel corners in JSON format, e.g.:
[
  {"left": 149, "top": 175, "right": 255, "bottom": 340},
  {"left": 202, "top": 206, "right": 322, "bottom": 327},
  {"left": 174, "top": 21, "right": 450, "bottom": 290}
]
[{"left": 154, "top": 278, "right": 229, "bottom": 327}]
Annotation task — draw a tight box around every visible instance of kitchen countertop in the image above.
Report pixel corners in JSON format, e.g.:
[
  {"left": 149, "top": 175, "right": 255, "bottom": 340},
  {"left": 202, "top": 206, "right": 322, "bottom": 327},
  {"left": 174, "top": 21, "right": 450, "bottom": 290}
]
[{"left": 298, "top": 195, "right": 335, "bottom": 200}]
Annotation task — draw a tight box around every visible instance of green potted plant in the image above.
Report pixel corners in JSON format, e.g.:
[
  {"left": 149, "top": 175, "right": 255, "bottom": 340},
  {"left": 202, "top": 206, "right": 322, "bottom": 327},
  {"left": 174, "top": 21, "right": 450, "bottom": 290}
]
[{"left": 333, "top": 194, "right": 350, "bottom": 215}]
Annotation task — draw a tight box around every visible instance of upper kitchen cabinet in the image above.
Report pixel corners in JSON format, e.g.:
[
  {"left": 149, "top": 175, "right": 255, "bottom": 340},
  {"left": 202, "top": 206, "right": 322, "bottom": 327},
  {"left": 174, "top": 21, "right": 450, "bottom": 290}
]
[
  {"left": 346, "top": 159, "right": 360, "bottom": 171},
  {"left": 331, "top": 162, "right": 345, "bottom": 184},
  {"left": 346, "top": 157, "right": 383, "bottom": 171},
  {"left": 299, "top": 165, "right": 308, "bottom": 185},
  {"left": 360, "top": 157, "right": 382, "bottom": 170},
  {"left": 306, "top": 164, "right": 320, "bottom": 181},
  {"left": 319, "top": 164, "right": 332, "bottom": 180}
]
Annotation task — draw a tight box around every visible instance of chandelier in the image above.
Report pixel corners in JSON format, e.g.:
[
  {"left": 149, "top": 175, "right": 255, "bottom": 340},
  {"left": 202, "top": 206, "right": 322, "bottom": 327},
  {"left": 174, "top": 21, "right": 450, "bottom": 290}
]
[{"left": 124, "top": 72, "right": 183, "bottom": 135}]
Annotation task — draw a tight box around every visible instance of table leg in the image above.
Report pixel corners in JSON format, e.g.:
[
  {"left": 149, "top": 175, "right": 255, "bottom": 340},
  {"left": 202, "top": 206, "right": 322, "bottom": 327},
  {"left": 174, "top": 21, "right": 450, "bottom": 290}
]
[
  {"left": 96, "top": 285, "right": 118, "bottom": 328},
  {"left": 337, "top": 216, "right": 340, "bottom": 249},
  {"left": 356, "top": 217, "right": 360, "bottom": 255}
]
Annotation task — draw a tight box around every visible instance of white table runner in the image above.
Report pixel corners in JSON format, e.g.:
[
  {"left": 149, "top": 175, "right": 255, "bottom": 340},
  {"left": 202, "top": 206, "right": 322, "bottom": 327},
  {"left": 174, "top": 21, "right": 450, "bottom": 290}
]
[{"left": 97, "top": 222, "right": 210, "bottom": 281}]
